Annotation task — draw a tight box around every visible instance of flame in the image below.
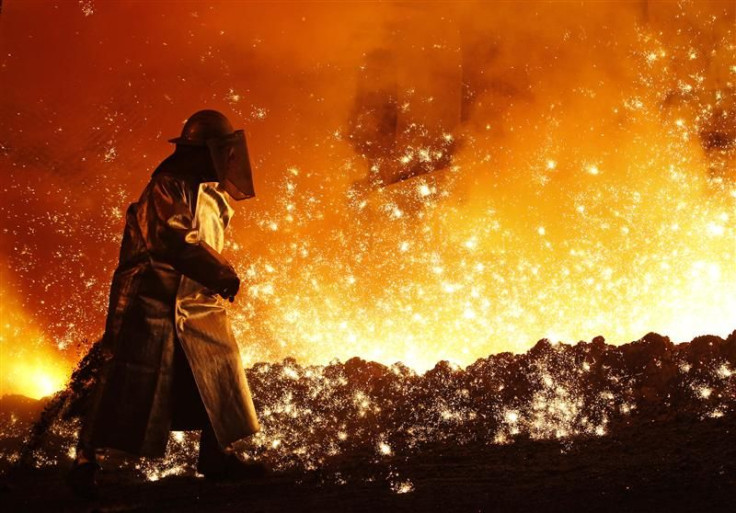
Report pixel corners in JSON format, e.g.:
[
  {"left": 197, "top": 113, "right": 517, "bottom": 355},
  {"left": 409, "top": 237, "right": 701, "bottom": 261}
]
[
  {"left": 1, "top": 359, "right": 68, "bottom": 401},
  {"left": 0, "top": 276, "right": 71, "bottom": 399},
  {"left": 226, "top": 2, "right": 736, "bottom": 371}
]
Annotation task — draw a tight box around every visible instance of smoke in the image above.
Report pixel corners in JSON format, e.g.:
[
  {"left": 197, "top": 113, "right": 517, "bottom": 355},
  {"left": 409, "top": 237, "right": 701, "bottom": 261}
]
[{"left": 0, "top": 1, "right": 735, "bottom": 394}]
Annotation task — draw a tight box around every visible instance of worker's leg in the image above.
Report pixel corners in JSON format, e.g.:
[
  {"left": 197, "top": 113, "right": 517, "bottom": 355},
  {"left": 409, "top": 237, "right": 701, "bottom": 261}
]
[
  {"left": 67, "top": 378, "right": 104, "bottom": 499},
  {"left": 171, "top": 336, "right": 209, "bottom": 430},
  {"left": 196, "top": 420, "right": 231, "bottom": 474},
  {"left": 196, "top": 418, "right": 269, "bottom": 479},
  {"left": 67, "top": 439, "right": 101, "bottom": 499}
]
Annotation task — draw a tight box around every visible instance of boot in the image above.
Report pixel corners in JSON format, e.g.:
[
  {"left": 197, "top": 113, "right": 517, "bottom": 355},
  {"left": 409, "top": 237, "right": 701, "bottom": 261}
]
[
  {"left": 197, "top": 453, "right": 270, "bottom": 481},
  {"left": 66, "top": 459, "right": 100, "bottom": 499},
  {"left": 196, "top": 424, "right": 269, "bottom": 481}
]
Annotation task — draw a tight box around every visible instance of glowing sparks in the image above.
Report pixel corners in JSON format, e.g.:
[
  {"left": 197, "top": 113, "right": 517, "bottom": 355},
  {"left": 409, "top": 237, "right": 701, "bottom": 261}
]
[
  {"left": 378, "top": 442, "right": 393, "bottom": 456},
  {"left": 417, "top": 184, "right": 432, "bottom": 197},
  {"left": 505, "top": 410, "right": 519, "bottom": 424},
  {"left": 225, "top": 88, "right": 242, "bottom": 104},
  {"left": 1, "top": 0, "right": 735, "bottom": 401},
  {"left": 391, "top": 479, "right": 415, "bottom": 494}
]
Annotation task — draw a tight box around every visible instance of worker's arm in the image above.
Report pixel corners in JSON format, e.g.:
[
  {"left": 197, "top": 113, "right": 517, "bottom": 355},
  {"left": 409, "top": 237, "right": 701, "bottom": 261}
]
[{"left": 138, "top": 173, "right": 239, "bottom": 299}]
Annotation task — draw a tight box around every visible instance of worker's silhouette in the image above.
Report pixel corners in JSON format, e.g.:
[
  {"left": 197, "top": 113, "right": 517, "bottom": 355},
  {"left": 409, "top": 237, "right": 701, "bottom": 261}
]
[{"left": 68, "top": 110, "right": 264, "bottom": 498}]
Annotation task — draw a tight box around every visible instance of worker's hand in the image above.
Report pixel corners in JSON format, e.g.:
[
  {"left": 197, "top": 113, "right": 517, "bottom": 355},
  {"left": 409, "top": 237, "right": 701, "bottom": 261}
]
[{"left": 218, "top": 272, "right": 240, "bottom": 302}]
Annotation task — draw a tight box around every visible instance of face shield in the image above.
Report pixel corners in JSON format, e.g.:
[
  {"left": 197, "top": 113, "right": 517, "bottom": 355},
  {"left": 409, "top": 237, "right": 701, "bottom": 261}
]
[{"left": 206, "top": 130, "right": 255, "bottom": 201}]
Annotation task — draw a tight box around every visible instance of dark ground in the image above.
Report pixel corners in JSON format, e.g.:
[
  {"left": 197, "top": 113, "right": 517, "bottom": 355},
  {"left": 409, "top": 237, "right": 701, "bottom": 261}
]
[{"left": 2, "top": 414, "right": 735, "bottom": 513}]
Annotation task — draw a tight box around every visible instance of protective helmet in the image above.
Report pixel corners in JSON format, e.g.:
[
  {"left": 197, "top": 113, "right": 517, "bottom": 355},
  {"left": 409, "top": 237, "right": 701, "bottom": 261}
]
[
  {"left": 169, "top": 110, "right": 234, "bottom": 147},
  {"left": 169, "top": 110, "right": 255, "bottom": 201}
]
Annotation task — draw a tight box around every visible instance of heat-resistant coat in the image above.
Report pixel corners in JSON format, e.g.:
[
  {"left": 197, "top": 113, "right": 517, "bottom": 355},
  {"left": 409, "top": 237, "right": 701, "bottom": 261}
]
[{"left": 82, "top": 162, "right": 259, "bottom": 457}]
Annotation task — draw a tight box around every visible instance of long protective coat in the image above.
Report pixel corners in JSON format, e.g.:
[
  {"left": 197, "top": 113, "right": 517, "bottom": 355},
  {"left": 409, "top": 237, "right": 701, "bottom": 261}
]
[{"left": 82, "top": 160, "right": 259, "bottom": 457}]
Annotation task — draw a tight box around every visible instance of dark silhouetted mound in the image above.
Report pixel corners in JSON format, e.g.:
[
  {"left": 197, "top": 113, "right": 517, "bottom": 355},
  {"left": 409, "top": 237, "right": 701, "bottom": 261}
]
[{"left": 2, "top": 331, "right": 734, "bottom": 478}]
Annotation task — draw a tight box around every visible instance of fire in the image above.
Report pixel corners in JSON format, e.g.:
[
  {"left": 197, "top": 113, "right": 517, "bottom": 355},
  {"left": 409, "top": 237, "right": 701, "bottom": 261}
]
[
  {"left": 0, "top": 2, "right": 735, "bottom": 398},
  {"left": 0, "top": 277, "right": 71, "bottom": 399},
  {"left": 2, "top": 360, "right": 68, "bottom": 401},
  {"left": 222, "top": 1, "right": 736, "bottom": 371}
]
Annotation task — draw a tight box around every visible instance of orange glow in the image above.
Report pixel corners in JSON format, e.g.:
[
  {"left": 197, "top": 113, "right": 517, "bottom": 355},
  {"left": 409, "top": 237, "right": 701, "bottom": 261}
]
[
  {"left": 0, "top": 273, "right": 70, "bottom": 398},
  {"left": 0, "top": 1, "right": 734, "bottom": 397}
]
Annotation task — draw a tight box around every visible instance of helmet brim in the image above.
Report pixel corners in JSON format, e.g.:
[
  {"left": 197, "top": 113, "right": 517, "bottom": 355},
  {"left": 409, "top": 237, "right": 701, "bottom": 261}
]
[{"left": 168, "top": 136, "right": 207, "bottom": 146}]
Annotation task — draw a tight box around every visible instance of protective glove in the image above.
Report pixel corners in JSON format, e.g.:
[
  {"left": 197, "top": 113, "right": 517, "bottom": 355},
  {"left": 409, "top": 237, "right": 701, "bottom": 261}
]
[{"left": 219, "top": 275, "right": 240, "bottom": 302}]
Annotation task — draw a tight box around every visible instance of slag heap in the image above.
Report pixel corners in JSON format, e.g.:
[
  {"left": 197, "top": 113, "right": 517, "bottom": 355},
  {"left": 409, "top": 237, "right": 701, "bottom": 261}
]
[
  {"left": 3, "top": 332, "right": 735, "bottom": 479},
  {"left": 244, "top": 332, "right": 736, "bottom": 471}
]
